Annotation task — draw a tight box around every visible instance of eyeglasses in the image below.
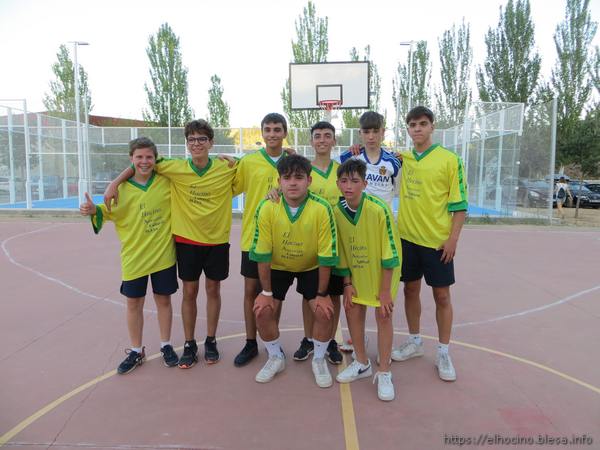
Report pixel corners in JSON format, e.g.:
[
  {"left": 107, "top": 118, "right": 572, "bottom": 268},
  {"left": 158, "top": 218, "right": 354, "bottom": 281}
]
[{"left": 188, "top": 136, "right": 210, "bottom": 144}]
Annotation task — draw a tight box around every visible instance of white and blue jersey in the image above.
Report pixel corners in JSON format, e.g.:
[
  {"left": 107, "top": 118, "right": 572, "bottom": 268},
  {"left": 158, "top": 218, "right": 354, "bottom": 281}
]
[{"left": 339, "top": 148, "right": 401, "bottom": 207}]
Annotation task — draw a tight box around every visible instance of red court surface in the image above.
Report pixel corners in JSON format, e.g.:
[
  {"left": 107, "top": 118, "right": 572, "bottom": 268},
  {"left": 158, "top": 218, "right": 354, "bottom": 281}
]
[{"left": 1, "top": 217, "right": 599, "bottom": 450}]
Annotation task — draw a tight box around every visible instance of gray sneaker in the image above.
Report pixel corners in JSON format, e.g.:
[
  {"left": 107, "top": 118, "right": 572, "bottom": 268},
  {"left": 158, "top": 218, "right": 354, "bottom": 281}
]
[
  {"left": 255, "top": 354, "right": 286, "bottom": 383},
  {"left": 391, "top": 340, "right": 424, "bottom": 361},
  {"left": 312, "top": 357, "right": 333, "bottom": 388},
  {"left": 435, "top": 353, "right": 456, "bottom": 381}
]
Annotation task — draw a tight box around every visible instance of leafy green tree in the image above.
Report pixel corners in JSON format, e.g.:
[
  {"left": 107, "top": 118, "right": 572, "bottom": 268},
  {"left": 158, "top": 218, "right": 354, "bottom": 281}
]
[
  {"left": 207, "top": 74, "right": 231, "bottom": 128},
  {"left": 435, "top": 20, "right": 472, "bottom": 127},
  {"left": 551, "top": 0, "right": 597, "bottom": 135},
  {"left": 281, "top": 1, "right": 329, "bottom": 129},
  {"left": 43, "top": 44, "right": 92, "bottom": 120},
  {"left": 143, "top": 23, "right": 193, "bottom": 126},
  {"left": 477, "top": 0, "right": 541, "bottom": 104},
  {"left": 342, "top": 45, "right": 381, "bottom": 129}
]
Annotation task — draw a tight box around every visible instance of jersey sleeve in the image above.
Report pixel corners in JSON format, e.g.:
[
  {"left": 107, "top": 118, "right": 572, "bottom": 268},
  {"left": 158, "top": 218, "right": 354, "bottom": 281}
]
[
  {"left": 154, "top": 158, "right": 183, "bottom": 179},
  {"left": 249, "top": 199, "right": 272, "bottom": 263},
  {"left": 448, "top": 156, "right": 468, "bottom": 212},
  {"left": 316, "top": 203, "right": 339, "bottom": 267},
  {"left": 232, "top": 157, "right": 246, "bottom": 197},
  {"left": 383, "top": 151, "right": 401, "bottom": 178},
  {"left": 91, "top": 204, "right": 111, "bottom": 234},
  {"left": 339, "top": 150, "right": 353, "bottom": 163},
  {"left": 379, "top": 206, "right": 401, "bottom": 269}
]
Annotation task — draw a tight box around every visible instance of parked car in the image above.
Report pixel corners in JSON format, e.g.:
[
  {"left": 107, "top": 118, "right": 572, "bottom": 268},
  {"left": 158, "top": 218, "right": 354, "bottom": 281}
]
[
  {"left": 30, "top": 175, "right": 62, "bottom": 198},
  {"left": 519, "top": 180, "right": 551, "bottom": 207},
  {"left": 584, "top": 182, "right": 600, "bottom": 194},
  {"left": 567, "top": 182, "right": 600, "bottom": 208}
]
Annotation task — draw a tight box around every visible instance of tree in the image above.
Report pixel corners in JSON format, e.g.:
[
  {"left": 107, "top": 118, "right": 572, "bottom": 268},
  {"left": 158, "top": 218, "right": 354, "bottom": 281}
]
[
  {"left": 342, "top": 46, "right": 381, "bottom": 129},
  {"left": 43, "top": 44, "right": 92, "bottom": 120},
  {"left": 435, "top": 20, "right": 472, "bottom": 127},
  {"left": 143, "top": 23, "right": 193, "bottom": 126},
  {"left": 207, "top": 74, "right": 231, "bottom": 128},
  {"left": 551, "top": 0, "right": 597, "bottom": 135},
  {"left": 392, "top": 41, "right": 431, "bottom": 140},
  {"left": 477, "top": 0, "right": 541, "bottom": 104},
  {"left": 281, "top": 1, "right": 328, "bottom": 129}
]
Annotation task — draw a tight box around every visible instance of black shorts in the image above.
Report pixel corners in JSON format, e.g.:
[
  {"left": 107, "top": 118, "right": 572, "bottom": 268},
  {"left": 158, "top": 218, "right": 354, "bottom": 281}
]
[
  {"left": 240, "top": 251, "right": 259, "bottom": 279},
  {"left": 176, "top": 242, "right": 230, "bottom": 282},
  {"left": 120, "top": 264, "right": 178, "bottom": 298},
  {"left": 400, "top": 239, "right": 455, "bottom": 287},
  {"left": 271, "top": 268, "right": 319, "bottom": 301},
  {"left": 328, "top": 275, "right": 344, "bottom": 296}
]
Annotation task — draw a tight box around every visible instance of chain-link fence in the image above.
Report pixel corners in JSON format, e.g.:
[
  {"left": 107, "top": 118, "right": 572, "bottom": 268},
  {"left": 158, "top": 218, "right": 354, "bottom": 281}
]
[{"left": 0, "top": 101, "right": 556, "bottom": 219}]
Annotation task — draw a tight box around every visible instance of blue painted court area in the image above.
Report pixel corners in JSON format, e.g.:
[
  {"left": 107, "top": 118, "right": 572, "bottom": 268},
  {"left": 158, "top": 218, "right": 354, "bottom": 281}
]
[
  {"left": 0, "top": 195, "right": 243, "bottom": 211},
  {"left": 1, "top": 195, "right": 500, "bottom": 216}
]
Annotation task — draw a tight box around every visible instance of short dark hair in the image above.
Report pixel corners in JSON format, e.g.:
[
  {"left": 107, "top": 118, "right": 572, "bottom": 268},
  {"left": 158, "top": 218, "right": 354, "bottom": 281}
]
[
  {"left": 184, "top": 119, "right": 214, "bottom": 140},
  {"left": 277, "top": 154, "right": 311, "bottom": 177},
  {"left": 359, "top": 111, "right": 384, "bottom": 130},
  {"left": 337, "top": 158, "right": 367, "bottom": 181},
  {"left": 310, "top": 121, "right": 336, "bottom": 136},
  {"left": 406, "top": 106, "right": 435, "bottom": 124},
  {"left": 261, "top": 113, "right": 288, "bottom": 133},
  {"left": 129, "top": 137, "right": 157, "bottom": 157}
]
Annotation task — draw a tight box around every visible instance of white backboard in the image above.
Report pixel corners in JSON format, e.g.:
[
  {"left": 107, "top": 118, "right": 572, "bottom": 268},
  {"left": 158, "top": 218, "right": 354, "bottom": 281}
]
[{"left": 289, "top": 61, "right": 370, "bottom": 110}]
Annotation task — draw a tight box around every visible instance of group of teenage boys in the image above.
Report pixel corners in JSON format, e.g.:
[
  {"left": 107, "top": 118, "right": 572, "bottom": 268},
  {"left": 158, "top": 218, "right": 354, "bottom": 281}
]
[{"left": 81, "top": 106, "right": 467, "bottom": 402}]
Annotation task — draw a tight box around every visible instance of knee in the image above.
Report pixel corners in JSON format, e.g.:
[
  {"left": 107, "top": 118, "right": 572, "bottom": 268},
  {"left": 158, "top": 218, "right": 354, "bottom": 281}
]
[
  {"left": 404, "top": 283, "right": 420, "bottom": 299},
  {"left": 206, "top": 281, "right": 221, "bottom": 298},
  {"left": 433, "top": 290, "right": 451, "bottom": 307},
  {"left": 313, "top": 307, "right": 330, "bottom": 324},
  {"left": 127, "top": 298, "right": 144, "bottom": 312},
  {"left": 375, "top": 308, "right": 392, "bottom": 325}
]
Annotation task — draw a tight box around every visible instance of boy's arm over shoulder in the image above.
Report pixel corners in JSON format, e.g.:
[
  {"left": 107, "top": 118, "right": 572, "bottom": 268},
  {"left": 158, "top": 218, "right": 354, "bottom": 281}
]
[
  {"left": 249, "top": 199, "right": 273, "bottom": 263},
  {"left": 154, "top": 156, "right": 186, "bottom": 178}
]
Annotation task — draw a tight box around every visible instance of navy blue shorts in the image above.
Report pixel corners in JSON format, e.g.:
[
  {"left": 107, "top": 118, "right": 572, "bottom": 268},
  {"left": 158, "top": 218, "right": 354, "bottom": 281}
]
[
  {"left": 120, "top": 264, "right": 179, "bottom": 298},
  {"left": 400, "top": 239, "right": 455, "bottom": 287}
]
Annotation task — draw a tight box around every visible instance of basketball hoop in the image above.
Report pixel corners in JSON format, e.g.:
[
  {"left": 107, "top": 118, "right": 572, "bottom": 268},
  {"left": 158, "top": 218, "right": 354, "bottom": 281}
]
[{"left": 318, "top": 99, "right": 342, "bottom": 111}]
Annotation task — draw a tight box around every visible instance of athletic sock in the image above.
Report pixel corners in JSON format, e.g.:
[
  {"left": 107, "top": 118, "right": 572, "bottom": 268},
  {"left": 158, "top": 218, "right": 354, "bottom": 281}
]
[
  {"left": 160, "top": 341, "right": 171, "bottom": 348},
  {"left": 409, "top": 334, "right": 422, "bottom": 345},
  {"left": 313, "top": 339, "right": 328, "bottom": 359},
  {"left": 437, "top": 343, "right": 449, "bottom": 356},
  {"left": 131, "top": 346, "right": 143, "bottom": 354},
  {"left": 264, "top": 339, "right": 284, "bottom": 358}
]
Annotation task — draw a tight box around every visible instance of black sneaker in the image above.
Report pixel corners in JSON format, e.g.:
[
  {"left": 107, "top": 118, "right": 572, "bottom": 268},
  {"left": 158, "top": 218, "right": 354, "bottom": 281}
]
[
  {"left": 293, "top": 337, "right": 314, "bottom": 361},
  {"left": 117, "top": 347, "right": 145, "bottom": 374},
  {"left": 204, "top": 338, "right": 220, "bottom": 364},
  {"left": 326, "top": 339, "right": 343, "bottom": 365},
  {"left": 178, "top": 340, "right": 198, "bottom": 369},
  {"left": 160, "top": 344, "right": 179, "bottom": 367},
  {"left": 234, "top": 340, "right": 258, "bottom": 367}
]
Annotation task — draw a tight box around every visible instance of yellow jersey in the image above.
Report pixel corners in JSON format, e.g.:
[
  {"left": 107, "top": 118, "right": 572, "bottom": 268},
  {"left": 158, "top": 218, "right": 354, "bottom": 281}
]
[
  {"left": 91, "top": 173, "right": 175, "bottom": 281},
  {"left": 397, "top": 145, "right": 468, "bottom": 249},
  {"left": 310, "top": 160, "right": 341, "bottom": 206},
  {"left": 334, "top": 193, "right": 401, "bottom": 307},
  {"left": 250, "top": 192, "right": 339, "bottom": 272}
]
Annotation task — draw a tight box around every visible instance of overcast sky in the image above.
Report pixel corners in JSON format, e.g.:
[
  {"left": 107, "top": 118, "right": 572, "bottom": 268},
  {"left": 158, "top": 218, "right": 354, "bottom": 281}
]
[{"left": 1, "top": 0, "right": 598, "bottom": 126}]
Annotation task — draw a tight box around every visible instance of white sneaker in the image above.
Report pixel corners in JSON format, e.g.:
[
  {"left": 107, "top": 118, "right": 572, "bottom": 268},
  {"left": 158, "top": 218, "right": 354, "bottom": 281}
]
[
  {"left": 373, "top": 371, "right": 395, "bottom": 401},
  {"left": 391, "top": 340, "right": 424, "bottom": 361},
  {"left": 435, "top": 353, "right": 456, "bottom": 381},
  {"left": 255, "top": 354, "right": 285, "bottom": 383},
  {"left": 336, "top": 359, "right": 372, "bottom": 383},
  {"left": 312, "top": 357, "right": 333, "bottom": 388}
]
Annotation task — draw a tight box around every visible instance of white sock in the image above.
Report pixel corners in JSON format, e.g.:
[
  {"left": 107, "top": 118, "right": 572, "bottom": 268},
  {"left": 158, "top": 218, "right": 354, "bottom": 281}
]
[
  {"left": 438, "top": 343, "right": 449, "bottom": 355},
  {"left": 313, "top": 339, "right": 328, "bottom": 360},
  {"left": 160, "top": 341, "right": 171, "bottom": 348},
  {"left": 131, "top": 346, "right": 143, "bottom": 354},
  {"left": 264, "top": 339, "right": 284, "bottom": 358},
  {"left": 409, "top": 334, "right": 422, "bottom": 345}
]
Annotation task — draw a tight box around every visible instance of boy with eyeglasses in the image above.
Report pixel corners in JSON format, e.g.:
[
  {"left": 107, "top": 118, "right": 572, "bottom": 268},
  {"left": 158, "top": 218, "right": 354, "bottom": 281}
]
[{"left": 104, "top": 120, "right": 237, "bottom": 369}]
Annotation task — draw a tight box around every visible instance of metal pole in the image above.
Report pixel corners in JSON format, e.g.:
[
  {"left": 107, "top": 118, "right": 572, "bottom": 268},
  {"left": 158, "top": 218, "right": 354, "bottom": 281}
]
[
  {"left": 495, "top": 109, "right": 505, "bottom": 212},
  {"left": 70, "top": 41, "right": 88, "bottom": 205},
  {"left": 7, "top": 107, "right": 16, "bottom": 203},
  {"left": 36, "top": 113, "right": 44, "bottom": 201},
  {"left": 62, "top": 119, "right": 68, "bottom": 198},
  {"left": 548, "top": 98, "right": 558, "bottom": 222},
  {"left": 23, "top": 100, "right": 32, "bottom": 209},
  {"left": 82, "top": 92, "right": 91, "bottom": 195},
  {"left": 167, "top": 93, "right": 172, "bottom": 158},
  {"left": 405, "top": 43, "right": 414, "bottom": 149}
]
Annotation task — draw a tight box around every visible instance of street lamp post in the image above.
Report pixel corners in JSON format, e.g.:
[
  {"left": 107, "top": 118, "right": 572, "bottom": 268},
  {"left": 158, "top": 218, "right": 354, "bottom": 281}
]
[
  {"left": 70, "top": 41, "right": 89, "bottom": 205},
  {"left": 394, "top": 41, "right": 416, "bottom": 150}
]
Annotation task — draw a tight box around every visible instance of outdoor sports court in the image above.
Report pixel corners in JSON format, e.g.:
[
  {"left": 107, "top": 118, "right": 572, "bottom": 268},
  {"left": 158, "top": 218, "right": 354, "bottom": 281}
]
[{"left": 1, "top": 217, "right": 599, "bottom": 450}]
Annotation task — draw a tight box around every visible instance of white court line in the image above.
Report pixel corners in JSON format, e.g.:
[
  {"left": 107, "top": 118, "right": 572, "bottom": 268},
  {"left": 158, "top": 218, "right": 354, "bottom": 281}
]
[
  {"left": 1, "top": 224, "right": 245, "bottom": 325},
  {"left": 2, "top": 224, "right": 598, "bottom": 330}
]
